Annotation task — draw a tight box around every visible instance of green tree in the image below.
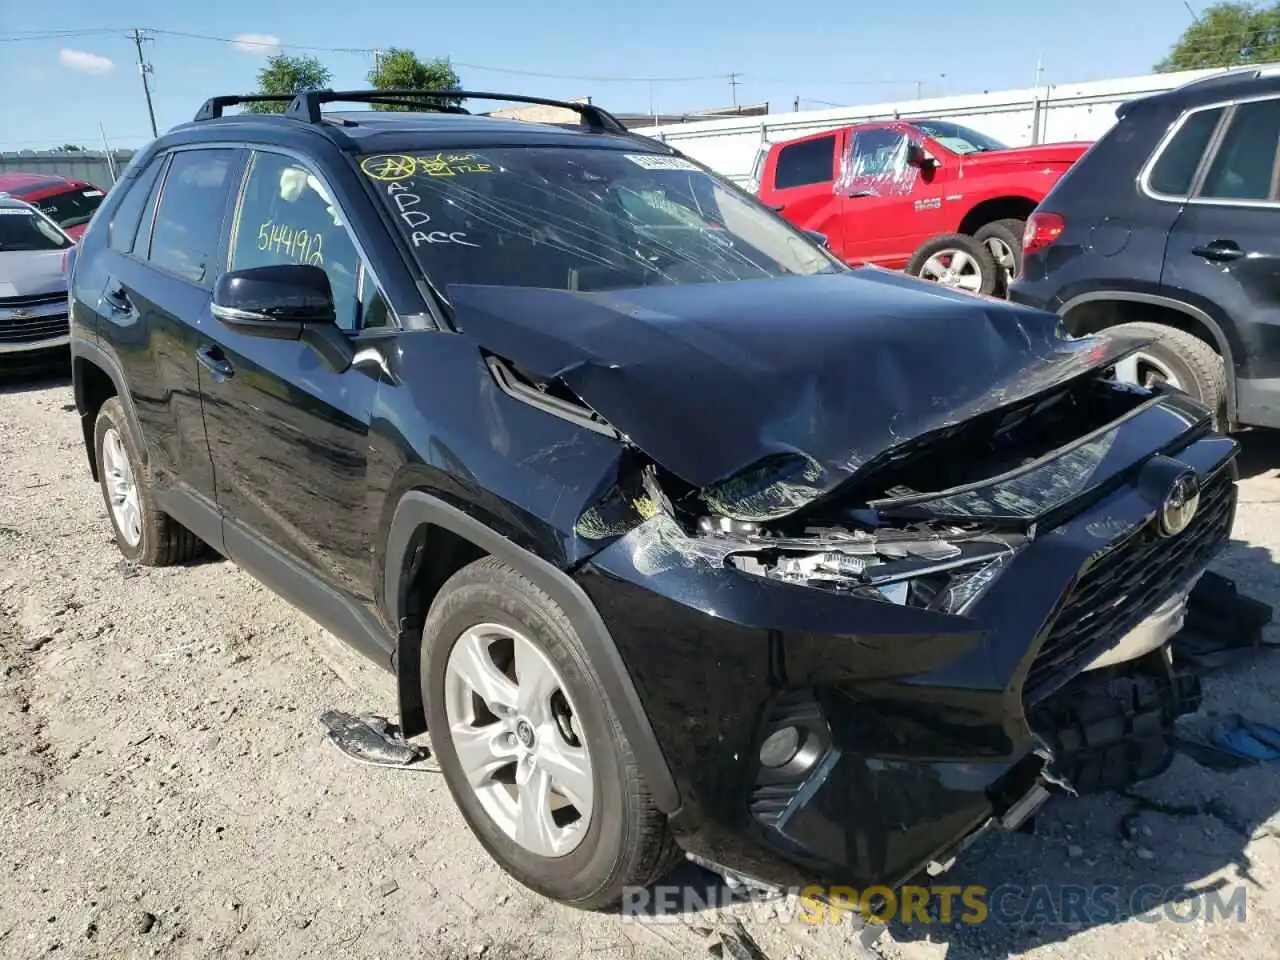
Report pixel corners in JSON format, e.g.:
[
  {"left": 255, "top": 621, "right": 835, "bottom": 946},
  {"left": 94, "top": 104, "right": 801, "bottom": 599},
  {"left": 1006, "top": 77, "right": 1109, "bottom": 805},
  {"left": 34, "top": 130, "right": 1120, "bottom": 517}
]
[
  {"left": 1156, "top": 1, "right": 1280, "bottom": 72},
  {"left": 54, "top": 144, "right": 86, "bottom": 152},
  {"left": 367, "top": 49, "right": 462, "bottom": 109},
  {"left": 244, "top": 53, "right": 333, "bottom": 113}
]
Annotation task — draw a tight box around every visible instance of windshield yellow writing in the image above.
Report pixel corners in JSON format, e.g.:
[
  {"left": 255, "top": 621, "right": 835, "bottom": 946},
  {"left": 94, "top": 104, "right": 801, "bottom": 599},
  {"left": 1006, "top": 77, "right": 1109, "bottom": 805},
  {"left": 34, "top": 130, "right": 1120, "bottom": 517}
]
[{"left": 360, "top": 153, "right": 495, "bottom": 181}]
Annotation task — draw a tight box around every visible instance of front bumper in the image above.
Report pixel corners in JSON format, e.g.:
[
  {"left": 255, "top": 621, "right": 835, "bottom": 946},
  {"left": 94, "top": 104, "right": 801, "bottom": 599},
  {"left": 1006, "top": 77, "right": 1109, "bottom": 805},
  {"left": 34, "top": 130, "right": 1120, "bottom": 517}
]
[{"left": 574, "top": 430, "right": 1237, "bottom": 892}]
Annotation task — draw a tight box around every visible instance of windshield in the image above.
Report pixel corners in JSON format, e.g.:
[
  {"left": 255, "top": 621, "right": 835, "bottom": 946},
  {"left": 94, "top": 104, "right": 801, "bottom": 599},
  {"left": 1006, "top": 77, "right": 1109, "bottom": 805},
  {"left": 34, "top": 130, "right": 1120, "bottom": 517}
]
[
  {"left": 0, "top": 207, "right": 71, "bottom": 251},
  {"left": 359, "top": 147, "right": 840, "bottom": 295},
  {"left": 34, "top": 185, "right": 105, "bottom": 229},
  {"left": 912, "top": 121, "right": 1008, "bottom": 155}
]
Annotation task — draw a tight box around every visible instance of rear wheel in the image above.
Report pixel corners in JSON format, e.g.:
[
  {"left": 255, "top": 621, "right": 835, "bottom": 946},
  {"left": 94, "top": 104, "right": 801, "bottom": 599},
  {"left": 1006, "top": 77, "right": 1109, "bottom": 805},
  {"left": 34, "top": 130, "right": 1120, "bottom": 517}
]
[
  {"left": 974, "top": 218, "right": 1025, "bottom": 295},
  {"left": 423, "top": 557, "right": 678, "bottom": 909},
  {"left": 93, "top": 398, "right": 204, "bottom": 565},
  {"left": 1106, "top": 321, "right": 1227, "bottom": 428},
  {"left": 906, "top": 233, "right": 999, "bottom": 296}
]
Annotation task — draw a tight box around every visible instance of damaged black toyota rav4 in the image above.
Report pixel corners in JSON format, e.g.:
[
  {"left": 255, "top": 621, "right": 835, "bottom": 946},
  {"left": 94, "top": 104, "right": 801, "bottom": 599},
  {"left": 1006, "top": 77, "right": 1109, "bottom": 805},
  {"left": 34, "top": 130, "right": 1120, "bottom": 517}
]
[{"left": 69, "top": 90, "right": 1237, "bottom": 908}]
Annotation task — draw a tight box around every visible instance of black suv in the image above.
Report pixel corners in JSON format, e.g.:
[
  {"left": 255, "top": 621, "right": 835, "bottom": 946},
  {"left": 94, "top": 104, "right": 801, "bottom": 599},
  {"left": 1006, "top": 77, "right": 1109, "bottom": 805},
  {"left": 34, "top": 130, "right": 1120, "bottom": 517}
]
[
  {"left": 69, "top": 89, "right": 1236, "bottom": 909},
  {"left": 1012, "top": 66, "right": 1280, "bottom": 432}
]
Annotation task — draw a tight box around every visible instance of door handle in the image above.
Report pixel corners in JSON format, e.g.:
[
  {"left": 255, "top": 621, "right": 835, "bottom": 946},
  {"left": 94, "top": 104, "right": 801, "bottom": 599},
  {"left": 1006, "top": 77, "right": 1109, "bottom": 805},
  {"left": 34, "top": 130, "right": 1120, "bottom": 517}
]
[
  {"left": 1191, "top": 240, "right": 1244, "bottom": 262},
  {"left": 196, "top": 345, "right": 235, "bottom": 382}
]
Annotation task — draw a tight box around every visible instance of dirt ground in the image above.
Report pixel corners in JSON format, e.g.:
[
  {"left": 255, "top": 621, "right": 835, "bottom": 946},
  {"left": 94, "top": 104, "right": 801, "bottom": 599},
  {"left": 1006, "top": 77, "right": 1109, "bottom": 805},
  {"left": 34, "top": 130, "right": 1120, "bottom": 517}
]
[{"left": 3, "top": 371, "right": 1280, "bottom": 960}]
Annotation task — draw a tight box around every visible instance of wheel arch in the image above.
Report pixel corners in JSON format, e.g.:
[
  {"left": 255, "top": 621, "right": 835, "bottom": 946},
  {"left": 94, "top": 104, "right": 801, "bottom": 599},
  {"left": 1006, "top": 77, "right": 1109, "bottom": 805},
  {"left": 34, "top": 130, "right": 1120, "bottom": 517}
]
[
  {"left": 383, "top": 490, "right": 681, "bottom": 814},
  {"left": 71, "top": 339, "right": 145, "bottom": 482},
  {"left": 957, "top": 196, "right": 1038, "bottom": 236},
  {"left": 1058, "top": 291, "right": 1237, "bottom": 420}
]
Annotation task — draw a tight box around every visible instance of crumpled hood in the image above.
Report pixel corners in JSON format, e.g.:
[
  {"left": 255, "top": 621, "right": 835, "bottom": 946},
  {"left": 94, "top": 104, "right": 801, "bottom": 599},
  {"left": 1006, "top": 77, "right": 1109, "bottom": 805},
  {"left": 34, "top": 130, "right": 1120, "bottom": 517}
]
[
  {"left": 450, "top": 270, "right": 1143, "bottom": 516},
  {"left": 0, "top": 249, "right": 67, "bottom": 299}
]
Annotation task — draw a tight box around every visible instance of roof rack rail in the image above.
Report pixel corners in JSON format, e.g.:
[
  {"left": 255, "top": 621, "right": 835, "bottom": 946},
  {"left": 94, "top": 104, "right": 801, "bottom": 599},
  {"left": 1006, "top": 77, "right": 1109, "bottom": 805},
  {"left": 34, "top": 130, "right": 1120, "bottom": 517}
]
[
  {"left": 1175, "top": 64, "right": 1280, "bottom": 94},
  {"left": 285, "top": 89, "right": 630, "bottom": 133},
  {"left": 194, "top": 94, "right": 296, "bottom": 121}
]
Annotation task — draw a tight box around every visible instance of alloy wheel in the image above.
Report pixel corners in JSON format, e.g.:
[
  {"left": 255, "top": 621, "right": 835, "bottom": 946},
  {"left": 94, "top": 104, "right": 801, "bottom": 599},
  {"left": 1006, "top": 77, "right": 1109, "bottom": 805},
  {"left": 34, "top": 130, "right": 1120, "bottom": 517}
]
[
  {"left": 102, "top": 427, "right": 142, "bottom": 547},
  {"left": 919, "top": 249, "right": 985, "bottom": 292},
  {"left": 1112, "top": 351, "right": 1185, "bottom": 391},
  {"left": 443, "top": 623, "right": 594, "bottom": 858}
]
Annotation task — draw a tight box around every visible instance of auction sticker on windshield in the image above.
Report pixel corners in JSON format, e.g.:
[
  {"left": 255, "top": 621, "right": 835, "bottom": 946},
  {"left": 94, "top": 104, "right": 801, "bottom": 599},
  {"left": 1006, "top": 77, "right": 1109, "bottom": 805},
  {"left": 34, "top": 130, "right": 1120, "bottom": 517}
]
[{"left": 624, "top": 154, "right": 700, "bottom": 172}]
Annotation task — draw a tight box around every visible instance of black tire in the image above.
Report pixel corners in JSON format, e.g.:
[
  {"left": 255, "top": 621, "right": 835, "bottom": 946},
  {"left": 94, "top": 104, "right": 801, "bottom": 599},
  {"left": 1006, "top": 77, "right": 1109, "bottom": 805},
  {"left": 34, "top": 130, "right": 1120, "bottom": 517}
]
[
  {"left": 93, "top": 397, "right": 204, "bottom": 565},
  {"left": 423, "top": 556, "right": 679, "bottom": 909},
  {"left": 1106, "top": 321, "right": 1227, "bottom": 428},
  {"left": 905, "top": 232, "right": 1000, "bottom": 297},
  {"left": 974, "top": 218, "right": 1025, "bottom": 296}
]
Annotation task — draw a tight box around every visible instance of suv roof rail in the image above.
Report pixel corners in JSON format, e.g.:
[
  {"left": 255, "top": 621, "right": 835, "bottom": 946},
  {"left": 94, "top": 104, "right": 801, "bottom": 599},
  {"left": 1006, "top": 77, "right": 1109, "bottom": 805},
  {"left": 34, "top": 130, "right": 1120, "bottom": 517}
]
[
  {"left": 193, "top": 88, "right": 630, "bottom": 133},
  {"left": 287, "top": 89, "right": 631, "bottom": 133},
  {"left": 1173, "top": 63, "right": 1280, "bottom": 94},
  {"left": 194, "top": 94, "right": 298, "bottom": 121}
]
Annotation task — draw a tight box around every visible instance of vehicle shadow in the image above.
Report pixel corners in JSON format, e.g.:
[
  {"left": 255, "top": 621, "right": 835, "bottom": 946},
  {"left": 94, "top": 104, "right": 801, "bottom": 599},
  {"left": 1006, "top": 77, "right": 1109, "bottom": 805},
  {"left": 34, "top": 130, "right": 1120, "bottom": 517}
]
[
  {"left": 1234, "top": 428, "right": 1280, "bottom": 481},
  {"left": 0, "top": 364, "right": 72, "bottom": 395},
  {"left": 885, "top": 539, "right": 1280, "bottom": 959}
]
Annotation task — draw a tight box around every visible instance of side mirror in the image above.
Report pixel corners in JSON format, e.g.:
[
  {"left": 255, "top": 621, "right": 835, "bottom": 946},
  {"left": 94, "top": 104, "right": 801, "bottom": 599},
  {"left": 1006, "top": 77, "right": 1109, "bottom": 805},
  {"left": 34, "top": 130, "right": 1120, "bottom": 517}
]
[
  {"left": 905, "top": 142, "right": 937, "bottom": 170},
  {"left": 211, "top": 264, "right": 353, "bottom": 372},
  {"left": 804, "top": 229, "right": 830, "bottom": 249}
]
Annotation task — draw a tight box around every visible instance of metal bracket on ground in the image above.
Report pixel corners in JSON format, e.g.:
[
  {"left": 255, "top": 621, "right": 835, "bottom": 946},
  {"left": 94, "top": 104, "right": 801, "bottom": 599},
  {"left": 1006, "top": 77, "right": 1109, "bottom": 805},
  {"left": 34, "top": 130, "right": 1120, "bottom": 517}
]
[{"left": 319, "top": 710, "right": 440, "bottom": 772}]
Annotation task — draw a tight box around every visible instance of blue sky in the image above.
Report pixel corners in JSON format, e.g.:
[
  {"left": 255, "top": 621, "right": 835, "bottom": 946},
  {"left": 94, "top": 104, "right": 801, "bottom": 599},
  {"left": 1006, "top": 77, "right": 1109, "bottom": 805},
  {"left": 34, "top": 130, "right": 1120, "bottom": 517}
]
[{"left": 2, "top": 0, "right": 1200, "bottom": 151}]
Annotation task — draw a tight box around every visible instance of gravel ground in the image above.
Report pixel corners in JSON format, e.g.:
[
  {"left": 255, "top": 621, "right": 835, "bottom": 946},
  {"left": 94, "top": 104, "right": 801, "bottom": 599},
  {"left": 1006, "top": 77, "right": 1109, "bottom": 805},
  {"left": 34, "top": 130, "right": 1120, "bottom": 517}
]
[{"left": 2, "top": 371, "right": 1279, "bottom": 960}]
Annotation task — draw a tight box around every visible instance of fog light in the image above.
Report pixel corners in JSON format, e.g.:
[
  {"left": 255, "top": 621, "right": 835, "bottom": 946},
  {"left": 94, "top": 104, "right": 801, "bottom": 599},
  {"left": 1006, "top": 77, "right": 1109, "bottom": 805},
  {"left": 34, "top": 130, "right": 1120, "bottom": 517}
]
[{"left": 759, "top": 726, "right": 802, "bottom": 768}]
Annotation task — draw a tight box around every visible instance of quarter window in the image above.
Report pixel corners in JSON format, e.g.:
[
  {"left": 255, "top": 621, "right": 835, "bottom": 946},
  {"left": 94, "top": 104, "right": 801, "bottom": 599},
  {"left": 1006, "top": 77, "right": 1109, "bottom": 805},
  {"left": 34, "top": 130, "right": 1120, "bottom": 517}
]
[
  {"left": 775, "top": 136, "right": 836, "bottom": 189},
  {"left": 1147, "top": 107, "right": 1223, "bottom": 197},
  {"left": 230, "top": 152, "right": 362, "bottom": 331},
  {"left": 109, "top": 159, "right": 164, "bottom": 253},
  {"left": 148, "top": 149, "right": 238, "bottom": 284},
  {"left": 1199, "top": 98, "right": 1280, "bottom": 201}
]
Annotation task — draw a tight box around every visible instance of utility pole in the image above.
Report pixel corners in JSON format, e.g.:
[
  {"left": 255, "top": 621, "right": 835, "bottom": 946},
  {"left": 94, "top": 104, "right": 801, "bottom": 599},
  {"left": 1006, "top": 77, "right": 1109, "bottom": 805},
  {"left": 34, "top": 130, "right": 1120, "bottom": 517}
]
[
  {"left": 130, "top": 29, "right": 157, "bottom": 138},
  {"left": 373, "top": 49, "right": 383, "bottom": 76},
  {"left": 728, "top": 72, "right": 739, "bottom": 107},
  {"left": 915, "top": 79, "right": 923, "bottom": 99},
  {"left": 793, "top": 96, "right": 800, "bottom": 112}
]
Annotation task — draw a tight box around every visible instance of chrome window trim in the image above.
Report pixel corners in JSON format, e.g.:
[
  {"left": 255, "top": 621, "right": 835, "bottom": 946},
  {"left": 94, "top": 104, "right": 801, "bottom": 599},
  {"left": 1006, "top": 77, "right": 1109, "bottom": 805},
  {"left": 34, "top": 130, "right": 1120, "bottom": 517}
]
[{"left": 1139, "top": 92, "right": 1280, "bottom": 208}]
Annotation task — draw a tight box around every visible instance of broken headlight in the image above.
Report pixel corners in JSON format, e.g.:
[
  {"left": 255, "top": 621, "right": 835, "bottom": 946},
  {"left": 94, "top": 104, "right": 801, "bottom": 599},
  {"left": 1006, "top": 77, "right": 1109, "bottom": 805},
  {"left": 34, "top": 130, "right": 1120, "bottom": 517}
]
[{"left": 724, "top": 526, "right": 1014, "bottom": 616}]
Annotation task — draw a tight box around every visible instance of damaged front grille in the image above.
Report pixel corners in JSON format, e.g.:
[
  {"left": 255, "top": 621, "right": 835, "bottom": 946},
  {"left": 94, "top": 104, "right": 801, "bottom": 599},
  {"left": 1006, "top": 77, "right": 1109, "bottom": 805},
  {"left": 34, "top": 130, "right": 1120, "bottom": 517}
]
[{"left": 1024, "top": 465, "right": 1235, "bottom": 702}]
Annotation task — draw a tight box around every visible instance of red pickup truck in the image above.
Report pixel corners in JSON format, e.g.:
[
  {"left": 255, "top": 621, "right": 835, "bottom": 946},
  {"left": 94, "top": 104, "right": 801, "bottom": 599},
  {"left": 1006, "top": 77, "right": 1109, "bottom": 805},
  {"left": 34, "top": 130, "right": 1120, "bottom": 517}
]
[{"left": 754, "top": 119, "right": 1090, "bottom": 296}]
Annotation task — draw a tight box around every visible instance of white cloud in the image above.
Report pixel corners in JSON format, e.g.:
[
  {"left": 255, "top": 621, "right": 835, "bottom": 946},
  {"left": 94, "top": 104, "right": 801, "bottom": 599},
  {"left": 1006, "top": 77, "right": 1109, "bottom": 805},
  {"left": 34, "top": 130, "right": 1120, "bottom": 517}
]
[
  {"left": 59, "top": 48, "right": 116, "bottom": 76},
  {"left": 233, "top": 33, "right": 283, "bottom": 56}
]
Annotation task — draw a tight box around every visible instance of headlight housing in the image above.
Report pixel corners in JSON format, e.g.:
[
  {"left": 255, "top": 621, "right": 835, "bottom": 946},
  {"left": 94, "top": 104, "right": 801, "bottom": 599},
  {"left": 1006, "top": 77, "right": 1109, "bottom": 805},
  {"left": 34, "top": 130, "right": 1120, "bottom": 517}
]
[{"left": 725, "top": 528, "right": 1017, "bottom": 616}]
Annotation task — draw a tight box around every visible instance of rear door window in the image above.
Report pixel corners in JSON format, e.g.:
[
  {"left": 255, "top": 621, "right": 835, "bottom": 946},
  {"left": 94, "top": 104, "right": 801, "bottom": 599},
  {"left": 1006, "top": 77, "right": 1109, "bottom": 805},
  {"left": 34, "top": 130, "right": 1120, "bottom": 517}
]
[
  {"left": 147, "top": 149, "right": 238, "bottom": 285},
  {"left": 1198, "top": 98, "right": 1280, "bottom": 201},
  {"left": 774, "top": 136, "right": 836, "bottom": 190},
  {"left": 1147, "top": 107, "right": 1223, "bottom": 198}
]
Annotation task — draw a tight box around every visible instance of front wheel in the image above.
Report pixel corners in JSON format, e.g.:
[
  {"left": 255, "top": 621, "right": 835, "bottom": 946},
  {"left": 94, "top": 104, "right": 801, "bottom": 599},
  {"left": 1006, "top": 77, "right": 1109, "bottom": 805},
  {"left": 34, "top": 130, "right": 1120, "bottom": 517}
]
[
  {"left": 905, "top": 233, "right": 1000, "bottom": 297},
  {"left": 423, "top": 557, "right": 678, "bottom": 909}
]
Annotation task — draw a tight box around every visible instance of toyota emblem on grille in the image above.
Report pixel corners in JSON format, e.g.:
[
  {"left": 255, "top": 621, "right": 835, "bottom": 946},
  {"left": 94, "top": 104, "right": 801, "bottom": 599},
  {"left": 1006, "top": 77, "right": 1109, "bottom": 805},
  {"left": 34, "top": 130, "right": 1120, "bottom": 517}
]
[{"left": 1159, "top": 471, "right": 1200, "bottom": 537}]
